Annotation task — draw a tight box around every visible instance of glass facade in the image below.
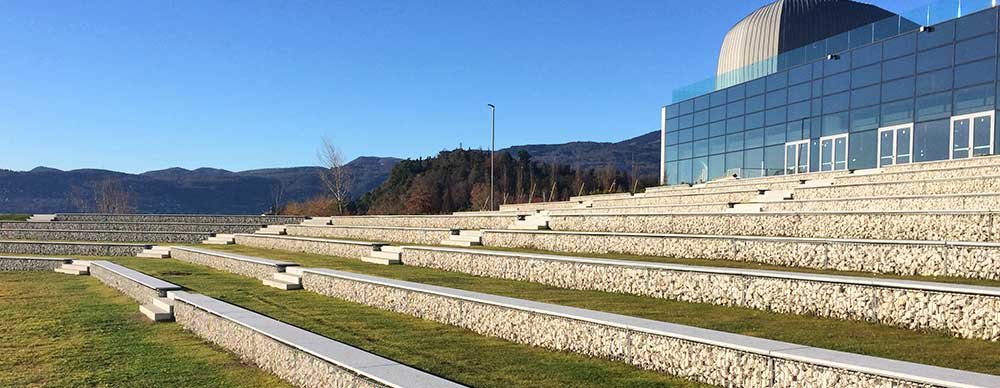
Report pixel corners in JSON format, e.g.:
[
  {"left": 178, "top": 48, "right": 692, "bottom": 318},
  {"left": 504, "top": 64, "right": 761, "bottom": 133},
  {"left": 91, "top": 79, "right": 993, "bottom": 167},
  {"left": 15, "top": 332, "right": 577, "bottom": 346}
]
[{"left": 662, "top": 7, "right": 1000, "bottom": 185}]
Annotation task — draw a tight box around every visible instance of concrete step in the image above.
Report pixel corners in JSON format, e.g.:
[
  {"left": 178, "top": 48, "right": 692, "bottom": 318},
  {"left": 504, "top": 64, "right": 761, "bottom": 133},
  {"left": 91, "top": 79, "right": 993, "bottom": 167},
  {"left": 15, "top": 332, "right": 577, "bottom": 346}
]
[
  {"left": 727, "top": 203, "right": 765, "bottom": 213},
  {"left": 63, "top": 263, "right": 90, "bottom": 272},
  {"left": 202, "top": 234, "right": 236, "bottom": 245},
  {"left": 263, "top": 278, "right": 303, "bottom": 290},
  {"left": 449, "top": 234, "right": 482, "bottom": 243},
  {"left": 361, "top": 256, "right": 401, "bottom": 265},
  {"left": 54, "top": 267, "right": 88, "bottom": 275},
  {"left": 202, "top": 240, "right": 235, "bottom": 245},
  {"left": 139, "top": 303, "right": 173, "bottom": 322},
  {"left": 369, "top": 250, "right": 402, "bottom": 260},
  {"left": 380, "top": 245, "right": 403, "bottom": 254},
  {"left": 301, "top": 217, "right": 332, "bottom": 226},
  {"left": 285, "top": 266, "right": 305, "bottom": 276},
  {"left": 752, "top": 189, "right": 794, "bottom": 202},
  {"left": 508, "top": 223, "right": 548, "bottom": 230},
  {"left": 272, "top": 272, "right": 302, "bottom": 284},
  {"left": 27, "top": 214, "right": 57, "bottom": 222},
  {"left": 71, "top": 260, "right": 93, "bottom": 266},
  {"left": 458, "top": 230, "right": 483, "bottom": 237},
  {"left": 441, "top": 239, "right": 479, "bottom": 247},
  {"left": 800, "top": 178, "right": 835, "bottom": 188},
  {"left": 151, "top": 297, "right": 174, "bottom": 314},
  {"left": 138, "top": 246, "right": 171, "bottom": 258},
  {"left": 256, "top": 225, "right": 287, "bottom": 235}
]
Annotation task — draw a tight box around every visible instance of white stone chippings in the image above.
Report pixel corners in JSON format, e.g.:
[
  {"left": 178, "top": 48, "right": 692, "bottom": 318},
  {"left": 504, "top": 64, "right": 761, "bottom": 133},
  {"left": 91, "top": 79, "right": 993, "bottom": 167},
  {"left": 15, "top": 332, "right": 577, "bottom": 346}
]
[
  {"left": 89, "top": 265, "right": 162, "bottom": 305},
  {"left": 795, "top": 176, "right": 1000, "bottom": 201},
  {"left": 171, "top": 249, "right": 277, "bottom": 281},
  {"left": 0, "top": 221, "right": 262, "bottom": 234},
  {"left": 327, "top": 215, "right": 511, "bottom": 230},
  {"left": 481, "top": 231, "right": 1000, "bottom": 280},
  {"left": 764, "top": 195, "right": 1000, "bottom": 212},
  {"left": 286, "top": 225, "right": 451, "bottom": 245},
  {"left": 172, "top": 302, "right": 386, "bottom": 388},
  {"left": 595, "top": 190, "right": 758, "bottom": 207},
  {"left": 56, "top": 214, "right": 305, "bottom": 224},
  {"left": 401, "top": 248, "right": 1000, "bottom": 340},
  {"left": 235, "top": 235, "right": 372, "bottom": 259},
  {"left": 0, "top": 229, "right": 212, "bottom": 243},
  {"left": 0, "top": 241, "right": 146, "bottom": 256},
  {"left": 771, "top": 360, "right": 934, "bottom": 388},
  {"left": 838, "top": 165, "right": 1000, "bottom": 185},
  {"left": 547, "top": 213, "right": 999, "bottom": 242},
  {"left": 0, "top": 257, "right": 66, "bottom": 271}
]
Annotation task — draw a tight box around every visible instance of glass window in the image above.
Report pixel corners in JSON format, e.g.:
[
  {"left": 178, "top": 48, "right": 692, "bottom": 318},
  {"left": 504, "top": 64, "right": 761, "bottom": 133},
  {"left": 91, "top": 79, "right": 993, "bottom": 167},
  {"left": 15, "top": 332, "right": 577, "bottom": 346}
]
[
  {"left": 666, "top": 105, "right": 679, "bottom": 119},
  {"left": 694, "top": 110, "right": 709, "bottom": 125},
  {"left": 693, "top": 139, "right": 709, "bottom": 157},
  {"left": 915, "top": 68, "right": 953, "bottom": 95},
  {"left": 957, "top": 8, "right": 997, "bottom": 41},
  {"left": 710, "top": 105, "right": 726, "bottom": 122},
  {"left": 788, "top": 64, "right": 812, "bottom": 85},
  {"left": 786, "top": 119, "right": 807, "bottom": 141},
  {"left": 851, "top": 105, "right": 879, "bottom": 132},
  {"left": 709, "top": 135, "right": 726, "bottom": 154},
  {"left": 765, "top": 106, "right": 786, "bottom": 126},
  {"left": 678, "top": 142, "right": 693, "bottom": 159},
  {"left": 851, "top": 84, "right": 880, "bottom": 108},
  {"left": 822, "top": 111, "right": 849, "bottom": 136},
  {"left": 746, "top": 94, "right": 765, "bottom": 113},
  {"left": 679, "top": 113, "right": 693, "bottom": 128},
  {"left": 881, "top": 98, "right": 913, "bottom": 126},
  {"left": 788, "top": 100, "right": 810, "bottom": 121},
  {"left": 666, "top": 118, "right": 679, "bottom": 132},
  {"left": 692, "top": 157, "right": 708, "bottom": 183},
  {"left": 745, "top": 128, "right": 764, "bottom": 149},
  {"left": 823, "top": 52, "right": 851, "bottom": 75},
  {"left": 710, "top": 90, "right": 727, "bottom": 107},
  {"left": 811, "top": 79, "right": 824, "bottom": 98},
  {"left": 882, "top": 77, "right": 914, "bottom": 102},
  {"left": 954, "top": 83, "right": 996, "bottom": 115},
  {"left": 884, "top": 32, "right": 916, "bottom": 59},
  {"left": 766, "top": 89, "right": 787, "bottom": 108},
  {"left": 823, "top": 92, "right": 850, "bottom": 113},
  {"left": 848, "top": 130, "right": 878, "bottom": 170},
  {"left": 913, "top": 118, "right": 951, "bottom": 162},
  {"left": 666, "top": 161, "right": 678, "bottom": 185},
  {"left": 917, "top": 20, "right": 955, "bottom": 50},
  {"left": 708, "top": 154, "right": 725, "bottom": 180},
  {"left": 746, "top": 111, "right": 764, "bottom": 129},
  {"left": 828, "top": 31, "right": 850, "bottom": 54},
  {"left": 665, "top": 145, "right": 678, "bottom": 161},
  {"left": 917, "top": 45, "right": 954, "bottom": 73},
  {"left": 812, "top": 98, "right": 823, "bottom": 116},
  {"left": 726, "top": 133, "right": 744, "bottom": 152},
  {"left": 883, "top": 55, "right": 915, "bottom": 80},
  {"left": 679, "top": 100, "right": 694, "bottom": 115},
  {"left": 726, "top": 117, "right": 744, "bottom": 134},
  {"left": 666, "top": 132, "right": 679, "bottom": 146},
  {"left": 766, "top": 72, "right": 787, "bottom": 91},
  {"left": 812, "top": 61, "right": 825, "bottom": 79},
  {"left": 725, "top": 151, "right": 743, "bottom": 174},
  {"left": 727, "top": 101, "right": 744, "bottom": 118},
  {"left": 850, "top": 24, "right": 874, "bottom": 49},
  {"left": 765, "top": 124, "right": 786, "bottom": 145},
  {"left": 955, "top": 33, "right": 996, "bottom": 64},
  {"left": 764, "top": 144, "right": 785, "bottom": 176},
  {"left": 915, "top": 91, "right": 952, "bottom": 121},
  {"left": 746, "top": 78, "right": 766, "bottom": 96},
  {"left": 693, "top": 124, "right": 709, "bottom": 140},
  {"left": 694, "top": 95, "right": 710, "bottom": 111},
  {"left": 743, "top": 148, "right": 764, "bottom": 178},
  {"left": 853, "top": 42, "right": 882, "bottom": 67},
  {"left": 954, "top": 58, "right": 996, "bottom": 87},
  {"left": 710, "top": 121, "right": 727, "bottom": 137},
  {"left": 823, "top": 72, "right": 850, "bottom": 95},
  {"left": 851, "top": 64, "right": 880, "bottom": 88},
  {"left": 727, "top": 84, "right": 746, "bottom": 102},
  {"left": 874, "top": 16, "right": 902, "bottom": 41},
  {"left": 678, "top": 128, "right": 692, "bottom": 143},
  {"left": 678, "top": 159, "right": 692, "bottom": 184},
  {"left": 788, "top": 82, "right": 811, "bottom": 103}
]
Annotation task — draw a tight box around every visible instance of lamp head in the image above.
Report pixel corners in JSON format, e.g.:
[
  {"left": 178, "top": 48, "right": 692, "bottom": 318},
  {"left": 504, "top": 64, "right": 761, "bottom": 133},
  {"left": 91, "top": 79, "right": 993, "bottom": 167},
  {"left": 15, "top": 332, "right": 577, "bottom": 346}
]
[{"left": 487, "top": 103, "right": 495, "bottom": 109}]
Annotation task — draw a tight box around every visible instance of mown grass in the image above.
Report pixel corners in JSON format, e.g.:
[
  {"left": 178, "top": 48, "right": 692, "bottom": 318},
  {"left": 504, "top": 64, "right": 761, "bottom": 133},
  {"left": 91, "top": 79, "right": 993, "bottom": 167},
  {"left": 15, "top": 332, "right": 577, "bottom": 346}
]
[
  {"left": 125, "top": 244, "right": 1000, "bottom": 376},
  {"left": 0, "top": 214, "right": 29, "bottom": 221},
  {"left": 109, "top": 257, "right": 707, "bottom": 388},
  {"left": 0, "top": 271, "right": 290, "bottom": 387}
]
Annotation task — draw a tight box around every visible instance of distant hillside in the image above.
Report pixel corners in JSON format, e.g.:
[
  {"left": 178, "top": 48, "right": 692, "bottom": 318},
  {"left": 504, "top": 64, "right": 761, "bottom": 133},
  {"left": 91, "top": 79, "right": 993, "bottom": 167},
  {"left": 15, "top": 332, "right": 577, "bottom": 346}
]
[
  {"left": 0, "top": 157, "right": 400, "bottom": 214},
  {"left": 503, "top": 130, "right": 659, "bottom": 176}
]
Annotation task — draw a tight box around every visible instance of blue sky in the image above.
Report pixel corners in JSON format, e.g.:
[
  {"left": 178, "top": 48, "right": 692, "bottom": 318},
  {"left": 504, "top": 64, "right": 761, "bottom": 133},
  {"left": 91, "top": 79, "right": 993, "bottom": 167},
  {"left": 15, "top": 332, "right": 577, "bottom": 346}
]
[{"left": 0, "top": 0, "right": 908, "bottom": 173}]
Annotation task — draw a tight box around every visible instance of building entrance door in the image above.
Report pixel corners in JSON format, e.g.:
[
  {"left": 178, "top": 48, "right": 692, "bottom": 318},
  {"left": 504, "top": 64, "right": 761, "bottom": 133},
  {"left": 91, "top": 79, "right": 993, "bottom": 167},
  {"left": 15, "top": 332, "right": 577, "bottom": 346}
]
[
  {"left": 951, "top": 111, "right": 994, "bottom": 160},
  {"left": 819, "top": 134, "right": 848, "bottom": 171},
  {"left": 877, "top": 124, "right": 912, "bottom": 167},
  {"left": 784, "top": 140, "right": 809, "bottom": 175}
]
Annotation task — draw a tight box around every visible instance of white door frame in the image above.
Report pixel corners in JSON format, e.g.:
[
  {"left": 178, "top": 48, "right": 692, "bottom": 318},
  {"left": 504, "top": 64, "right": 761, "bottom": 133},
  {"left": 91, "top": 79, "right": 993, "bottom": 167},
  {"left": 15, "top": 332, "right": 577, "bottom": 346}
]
[
  {"left": 949, "top": 110, "right": 995, "bottom": 160},
  {"left": 876, "top": 123, "right": 914, "bottom": 168},
  {"left": 783, "top": 140, "right": 810, "bottom": 175},
  {"left": 819, "top": 133, "right": 849, "bottom": 171}
]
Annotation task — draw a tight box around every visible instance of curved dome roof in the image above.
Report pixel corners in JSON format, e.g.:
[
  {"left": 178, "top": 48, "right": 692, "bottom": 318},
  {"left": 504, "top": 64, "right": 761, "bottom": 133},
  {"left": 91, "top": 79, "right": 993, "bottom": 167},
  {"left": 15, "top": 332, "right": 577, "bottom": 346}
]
[{"left": 717, "top": 0, "right": 897, "bottom": 76}]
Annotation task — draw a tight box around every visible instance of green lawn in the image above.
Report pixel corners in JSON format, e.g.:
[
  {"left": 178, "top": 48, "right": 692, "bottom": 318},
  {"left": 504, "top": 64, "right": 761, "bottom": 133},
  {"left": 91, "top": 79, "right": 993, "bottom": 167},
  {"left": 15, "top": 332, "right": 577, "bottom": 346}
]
[
  {"left": 0, "top": 214, "right": 29, "bottom": 221},
  {"left": 108, "top": 256, "right": 707, "bottom": 388},
  {"left": 0, "top": 271, "right": 290, "bottom": 387},
  {"left": 123, "top": 245, "right": 1000, "bottom": 377}
]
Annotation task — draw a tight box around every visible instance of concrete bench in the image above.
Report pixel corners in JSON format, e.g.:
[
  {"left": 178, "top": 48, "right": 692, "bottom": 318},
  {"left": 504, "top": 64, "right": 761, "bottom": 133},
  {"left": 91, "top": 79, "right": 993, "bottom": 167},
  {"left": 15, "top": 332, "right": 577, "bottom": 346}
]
[
  {"left": 400, "top": 245, "right": 1000, "bottom": 340},
  {"left": 89, "top": 260, "right": 181, "bottom": 305},
  {"left": 171, "top": 246, "right": 299, "bottom": 281},
  {"left": 0, "top": 240, "right": 149, "bottom": 256},
  {"left": 234, "top": 234, "right": 385, "bottom": 260},
  {"left": 299, "top": 267, "right": 1000, "bottom": 388},
  {"left": 168, "top": 290, "right": 466, "bottom": 388}
]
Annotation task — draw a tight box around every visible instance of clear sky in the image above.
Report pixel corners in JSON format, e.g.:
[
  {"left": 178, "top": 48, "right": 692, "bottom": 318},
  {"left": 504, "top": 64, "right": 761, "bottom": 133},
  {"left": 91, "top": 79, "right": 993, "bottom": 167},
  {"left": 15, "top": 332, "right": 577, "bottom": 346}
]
[{"left": 0, "top": 0, "right": 909, "bottom": 173}]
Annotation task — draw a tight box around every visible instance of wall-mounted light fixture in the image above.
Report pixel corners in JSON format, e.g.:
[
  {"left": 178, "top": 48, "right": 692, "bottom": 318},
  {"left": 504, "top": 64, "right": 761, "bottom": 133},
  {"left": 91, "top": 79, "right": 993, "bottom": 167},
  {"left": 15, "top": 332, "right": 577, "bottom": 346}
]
[
  {"left": 826, "top": 54, "right": 840, "bottom": 60},
  {"left": 919, "top": 25, "right": 935, "bottom": 32}
]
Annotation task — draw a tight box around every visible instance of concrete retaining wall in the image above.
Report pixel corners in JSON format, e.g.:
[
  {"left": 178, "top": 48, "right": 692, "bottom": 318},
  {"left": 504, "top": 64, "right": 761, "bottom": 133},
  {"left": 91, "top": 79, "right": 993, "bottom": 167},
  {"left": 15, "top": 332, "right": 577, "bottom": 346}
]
[
  {"left": 795, "top": 175, "right": 1000, "bottom": 200},
  {"left": 171, "top": 247, "right": 297, "bottom": 281},
  {"left": 234, "top": 234, "right": 376, "bottom": 259},
  {"left": 0, "top": 221, "right": 263, "bottom": 234},
  {"left": 547, "top": 203, "right": 730, "bottom": 215},
  {"left": 54, "top": 213, "right": 305, "bottom": 224},
  {"left": 480, "top": 230, "right": 1000, "bottom": 280},
  {"left": 328, "top": 215, "right": 512, "bottom": 230},
  {"left": 301, "top": 268, "right": 994, "bottom": 388},
  {"left": 0, "top": 256, "right": 68, "bottom": 271},
  {"left": 763, "top": 193, "right": 1000, "bottom": 212},
  {"left": 546, "top": 211, "right": 1000, "bottom": 242},
  {"left": 0, "top": 240, "right": 148, "bottom": 256},
  {"left": 400, "top": 247, "right": 1000, "bottom": 340},
  {"left": 0, "top": 229, "right": 212, "bottom": 243},
  {"left": 286, "top": 225, "right": 451, "bottom": 245},
  {"left": 593, "top": 189, "right": 759, "bottom": 207}
]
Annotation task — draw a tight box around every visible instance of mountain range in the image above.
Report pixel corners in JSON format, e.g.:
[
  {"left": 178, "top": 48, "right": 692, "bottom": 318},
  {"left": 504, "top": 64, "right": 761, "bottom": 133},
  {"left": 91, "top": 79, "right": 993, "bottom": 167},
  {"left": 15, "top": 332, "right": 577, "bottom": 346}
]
[{"left": 0, "top": 130, "right": 658, "bottom": 214}]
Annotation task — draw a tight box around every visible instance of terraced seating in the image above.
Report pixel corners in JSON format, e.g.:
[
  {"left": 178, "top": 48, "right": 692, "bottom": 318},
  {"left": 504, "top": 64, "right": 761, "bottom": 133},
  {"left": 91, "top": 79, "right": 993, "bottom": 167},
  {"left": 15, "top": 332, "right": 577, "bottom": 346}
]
[
  {"left": 286, "top": 224, "right": 451, "bottom": 245},
  {"left": 234, "top": 233, "right": 385, "bottom": 260},
  {"left": 328, "top": 214, "right": 513, "bottom": 229},
  {"left": 170, "top": 246, "right": 302, "bottom": 289},
  {"left": 0, "top": 228, "right": 213, "bottom": 243},
  {"left": 50, "top": 213, "right": 306, "bottom": 224},
  {"left": 760, "top": 192, "right": 1000, "bottom": 212},
  {"left": 0, "top": 240, "right": 150, "bottom": 256},
  {"left": 85, "top": 260, "right": 182, "bottom": 321},
  {"left": 0, "top": 221, "right": 264, "bottom": 234}
]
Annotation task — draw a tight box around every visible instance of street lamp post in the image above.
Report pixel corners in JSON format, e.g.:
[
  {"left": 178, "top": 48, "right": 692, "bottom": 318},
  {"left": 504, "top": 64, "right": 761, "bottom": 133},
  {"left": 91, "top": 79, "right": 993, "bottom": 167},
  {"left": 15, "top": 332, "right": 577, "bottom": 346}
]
[{"left": 487, "top": 104, "right": 496, "bottom": 210}]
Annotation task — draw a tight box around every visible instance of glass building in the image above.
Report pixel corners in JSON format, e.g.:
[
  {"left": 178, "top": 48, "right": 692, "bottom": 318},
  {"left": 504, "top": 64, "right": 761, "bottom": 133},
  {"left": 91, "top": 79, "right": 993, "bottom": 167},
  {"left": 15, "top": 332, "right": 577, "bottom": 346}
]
[{"left": 661, "top": 4, "right": 1000, "bottom": 185}]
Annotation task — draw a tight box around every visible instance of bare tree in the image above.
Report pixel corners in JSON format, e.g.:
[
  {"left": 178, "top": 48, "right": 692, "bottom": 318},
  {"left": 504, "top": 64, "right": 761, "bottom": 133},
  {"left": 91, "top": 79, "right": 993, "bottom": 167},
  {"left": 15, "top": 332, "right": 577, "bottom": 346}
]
[
  {"left": 317, "top": 137, "right": 351, "bottom": 215},
  {"left": 94, "top": 178, "right": 134, "bottom": 214},
  {"left": 267, "top": 180, "right": 285, "bottom": 215},
  {"left": 69, "top": 185, "right": 90, "bottom": 212}
]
